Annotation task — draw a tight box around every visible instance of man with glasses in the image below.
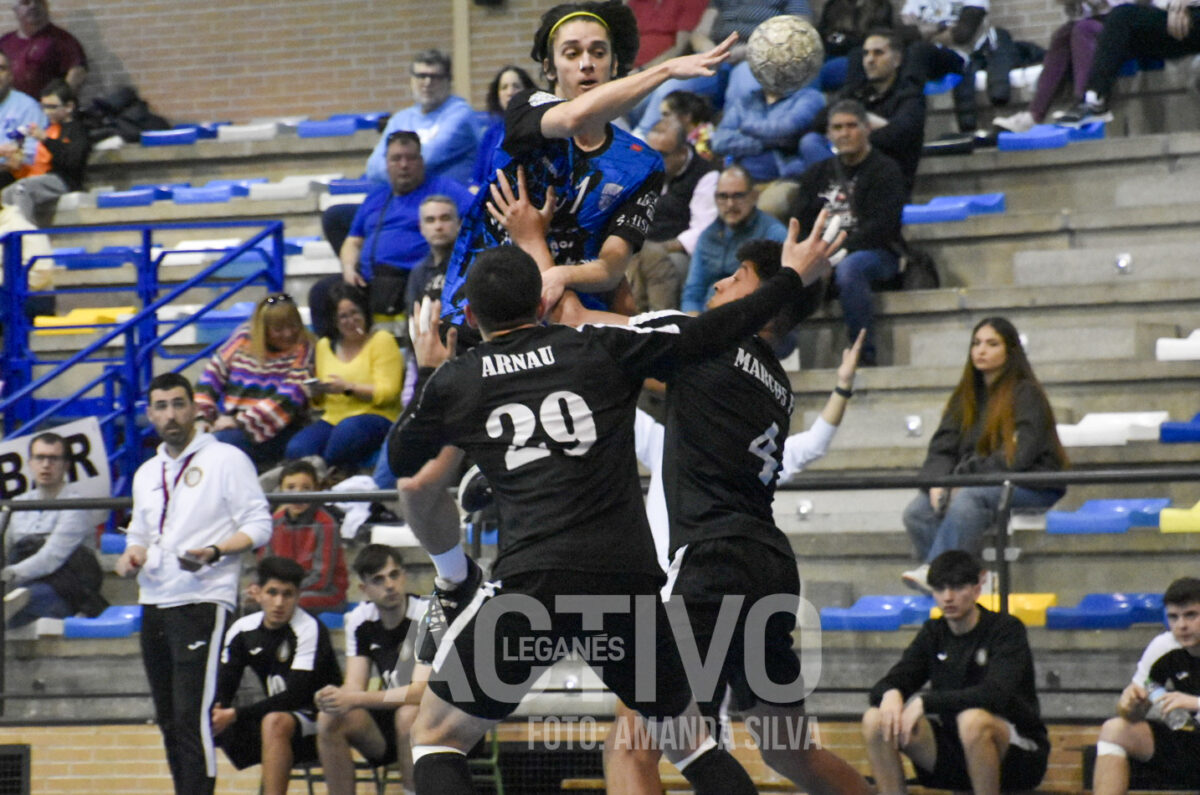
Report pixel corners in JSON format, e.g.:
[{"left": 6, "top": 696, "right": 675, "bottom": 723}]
[
  {"left": 3, "top": 431, "right": 106, "bottom": 627},
  {"left": 680, "top": 164, "right": 786, "bottom": 313},
  {"left": 1, "top": 78, "right": 88, "bottom": 225}
]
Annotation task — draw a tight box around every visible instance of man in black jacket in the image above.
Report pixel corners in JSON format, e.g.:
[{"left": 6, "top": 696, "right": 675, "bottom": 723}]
[
  {"left": 1, "top": 78, "right": 87, "bottom": 225},
  {"left": 791, "top": 99, "right": 905, "bottom": 366},
  {"left": 862, "top": 551, "right": 1050, "bottom": 794}
]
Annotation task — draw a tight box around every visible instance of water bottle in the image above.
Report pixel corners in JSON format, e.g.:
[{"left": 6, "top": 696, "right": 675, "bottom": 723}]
[
  {"left": 1146, "top": 680, "right": 1194, "bottom": 730},
  {"left": 5, "top": 124, "right": 28, "bottom": 145}
]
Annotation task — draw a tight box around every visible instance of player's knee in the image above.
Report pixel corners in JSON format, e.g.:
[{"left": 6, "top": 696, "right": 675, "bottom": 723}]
[
  {"left": 1098, "top": 716, "right": 1136, "bottom": 746},
  {"left": 317, "top": 710, "right": 345, "bottom": 737},
  {"left": 956, "top": 708, "right": 1000, "bottom": 746},
  {"left": 861, "top": 707, "right": 884, "bottom": 741},
  {"left": 261, "top": 711, "right": 296, "bottom": 742}
]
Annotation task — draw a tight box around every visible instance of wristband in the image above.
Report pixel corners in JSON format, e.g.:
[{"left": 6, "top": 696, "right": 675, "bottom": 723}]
[
  {"left": 834, "top": 385, "right": 853, "bottom": 399},
  {"left": 343, "top": 387, "right": 354, "bottom": 396},
  {"left": 207, "top": 544, "right": 222, "bottom": 563}
]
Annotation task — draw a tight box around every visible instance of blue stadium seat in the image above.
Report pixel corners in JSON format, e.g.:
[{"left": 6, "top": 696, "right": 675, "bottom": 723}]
[
  {"left": 997, "top": 125, "right": 1070, "bottom": 151},
  {"left": 465, "top": 523, "right": 499, "bottom": 545},
  {"left": 96, "top": 188, "right": 157, "bottom": 208},
  {"left": 64, "top": 605, "right": 143, "bottom": 638},
  {"left": 820, "top": 595, "right": 935, "bottom": 631},
  {"left": 319, "top": 607, "right": 358, "bottom": 630},
  {"left": 54, "top": 246, "right": 138, "bottom": 269},
  {"left": 195, "top": 301, "right": 255, "bottom": 344},
  {"left": 172, "top": 185, "right": 234, "bottom": 204},
  {"left": 1045, "top": 498, "right": 1171, "bottom": 534},
  {"left": 929, "top": 193, "right": 1006, "bottom": 215},
  {"left": 1065, "top": 121, "right": 1106, "bottom": 142},
  {"left": 328, "top": 177, "right": 374, "bottom": 195},
  {"left": 1046, "top": 592, "right": 1164, "bottom": 630},
  {"left": 902, "top": 202, "right": 970, "bottom": 224},
  {"left": 924, "top": 72, "right": 962, "bottom": 95},
  {"left": 1159, "top": 412, "right": 1200, "bottom": 442},
  {"left": 854, "top": 594, "right": 937, "bottom": 624},
  {"left": 141, "top": 128, "right": 199, "bottom": 147},
  {"left": 99, "top": 533, "right": 127, "bottom": 554},
  {"left": 284, "top": 235, "right": 322, "bottom": 255},
  {"left": 204, "top": 178, "right": 269, "bottom": 197},
  {"left": 297, "top": 118, "right": 359, "bottom": 138},
  {"left": 329, "top": 112, "right": 389, "bottom": 130},
  {"left": 132, "top": 182, "right": 190, "bottom": 200},
  {"left": 183, "top": 121, "right": 229, "bottom": 139}
]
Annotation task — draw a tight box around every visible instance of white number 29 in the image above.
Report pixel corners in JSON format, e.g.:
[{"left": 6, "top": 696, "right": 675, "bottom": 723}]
[
  {"left": 486, "top": 390, "right": 597, "bottom": 470},
  {"left": 749, "top": 422, "right": 781, "bottom": 485}
]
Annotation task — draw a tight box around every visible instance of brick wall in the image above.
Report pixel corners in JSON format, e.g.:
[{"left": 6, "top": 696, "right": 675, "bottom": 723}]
[{"left": 40, "top": 0, "right": 1064, "bottom": 125}]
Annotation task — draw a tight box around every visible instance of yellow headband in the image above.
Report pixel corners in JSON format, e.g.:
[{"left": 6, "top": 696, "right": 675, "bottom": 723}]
[{"left": 548, "top": 11, "right": 610, "bottom": 45}]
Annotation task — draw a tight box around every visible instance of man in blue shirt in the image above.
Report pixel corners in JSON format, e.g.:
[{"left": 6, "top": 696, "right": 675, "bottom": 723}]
[
  {"left": 308, "top": 132, "right": 472, "bottom": 339},
  {"left": 0, "top": 50, "right": 46, "bottom": 189},
  {"left": 680, "top": 165, "right": 786, "bottom": 312}
]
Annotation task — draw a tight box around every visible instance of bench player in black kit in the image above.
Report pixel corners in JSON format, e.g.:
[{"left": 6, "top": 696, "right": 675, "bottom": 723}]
[
  {"left": 315, "top": 544, "right": 429, "bottom": 793},
  {"left": 388, "top": 219, "right": 842, "bottom": 793},
  {"left": 211, "top": 557, "right": 341, "bottom": 795}
]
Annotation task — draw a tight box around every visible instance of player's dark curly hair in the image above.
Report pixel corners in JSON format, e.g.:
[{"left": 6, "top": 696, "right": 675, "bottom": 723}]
[
  {"left": 531, "top": 2, "right": 639, "bottom": 87},
  {"left": 736, "top": 238, "right": 822, "bottom": 335}
]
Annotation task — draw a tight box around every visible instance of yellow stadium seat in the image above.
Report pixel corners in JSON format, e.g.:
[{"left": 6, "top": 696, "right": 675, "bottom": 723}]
[
  {"left": 33, "top": 306, "right": 135, "bottom": 335},
  {"left": 1159, "top": 501, "right": 1200, "bottom": 532},
  {"left": 931, "top": 593, "right": 1057, "bottom": 627}
]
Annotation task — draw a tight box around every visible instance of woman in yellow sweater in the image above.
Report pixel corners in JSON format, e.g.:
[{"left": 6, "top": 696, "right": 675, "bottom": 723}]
[{"left": 285, "top": 284, "right": 404, "bottom": 468}]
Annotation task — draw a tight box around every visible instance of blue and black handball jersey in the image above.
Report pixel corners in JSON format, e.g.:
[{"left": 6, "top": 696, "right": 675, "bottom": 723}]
[
  {"left": 634, "top": 313, "right": 795, "bottom": 561},
  {"left": 441, "top": 88, "right": 664, "bottom": 324}
]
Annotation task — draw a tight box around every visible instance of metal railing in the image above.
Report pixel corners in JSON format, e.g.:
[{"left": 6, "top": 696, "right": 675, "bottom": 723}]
[{"left": 0, "top": 221, "right": 285, "bottom": 492}]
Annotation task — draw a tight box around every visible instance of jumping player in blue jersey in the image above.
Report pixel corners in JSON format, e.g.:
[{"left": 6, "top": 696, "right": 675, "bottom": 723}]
[{"left": 440, "top": 1, "right": 737, "bottom": 328}]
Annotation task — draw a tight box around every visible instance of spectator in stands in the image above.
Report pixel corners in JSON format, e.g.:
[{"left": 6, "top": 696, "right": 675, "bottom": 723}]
[
  {"left": 308, "top": 131, "right": 472, "bottom": 339},
  {"left": 680, "top": 164, "right": 786, "bottom": 313},
  {"left": 709, "top": 57, "right": 825, "bottom": 183},
  {"left": 471, "top": 65, "right": 537, "bottom": 190},
  {"left": 791, "top": 99, "right": 906, "bottom": 366},
  {"left": 627, "top": 117, "right": 717, "bottom": 312},
  {"left": 195, "top": 293, "right": 316, "bottom": 470},
  {"left": 862, "top": 550, "right": 1051, "bottom": 794},
  {"left": 258, "top": 460, "right": 348, "bottom": 613},
  {"left": 0, "top": 0, "right": 84, "bottom": 97},
  {"left": 624, "top": 0, "right": 710, "bottom": 129},
  {"left": 316, "top": 544, "right": 430, "bottom": 793},
  {"left": 212, "top": 557, "right": 341, "bottom": 795},
  {"left": 1, "top": 78, "right": 87, "bottom": 225},
  {"left": 0, "top": 50, "right": 46, "bottom": 189},
  {"left": 406, "top": 194, "right": 461, "bottom": 310},
  {"left": 322, "top": 49, "right": 477, "bottom": 256},
  {"left": 660, "top": 89, "right": 716, "bottom": 159},
  {"left": 994, "top": 0, "right": 1129, "bottom": 132},
  {"left": 1054, "top": 0, "right": 1200, "bottom": 125},
  {"left": 287, "top": 284, "right": 403, "bottom": 470},
  {"left": 116, "top": 371, "right": 273, "bottom": 795},
  {"left": 2, "top": 431, "right": 105, "bottom": 627},
  {"left": 816, "top": 0, "right": 896, "bottom": 89},
  {"left": 1091, "top": 576, "right": 1200, "bottom": 794},
  {"left": 804, "top": 29, "right": 926, "bottom": 197},
  {"left": 898, "top": 0, "right": 990, "bottom": 132},
  {"left": 632, "top": 0, "right": 814, "bottom": 139},
  {"left": 900, "top": 317, "right": 1068, "bottom": 592}
]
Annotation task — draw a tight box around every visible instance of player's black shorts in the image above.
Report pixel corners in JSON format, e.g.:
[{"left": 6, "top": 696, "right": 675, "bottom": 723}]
[
  {"left": 427, "top": 570, "right": 693, "bottom": 722},
  {"left": 665, "top": 536, "right": 804, "bottom": 719},
  {"left": 363, "top": 708, "right": 399, "bottom": 767},
  {"left": 1127, "top": 721, "right": 1200, "bottom": 788},
  {"left": 216, "top": 709, "right": 319, "bottom": 770},
  {"left": 915, "top": 713, "right": 1048, "bottom": 791}
]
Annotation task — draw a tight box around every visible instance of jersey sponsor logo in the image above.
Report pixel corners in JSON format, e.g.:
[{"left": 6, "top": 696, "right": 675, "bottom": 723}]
[
  {"left": 249, "top": 646, "right": 263, "bottom": 656},
  {"left": 480, "top": 346, "right": 556, "bottom": 378},
  {"left": 975, "top": 648, "right": 988, "bottom": 666},
  {"left": 528, "top": 91, "right": 561, "bottom": 108},
  {"left": 183, "top": 467, "right": 202, "bottom": 487},
  {"left": 187, "top": 640, "right": 207, "bottom": 650},
  {"left": 734, "top": 348, "right": 795, "bottom": 412},
  {"left": 937, "top": 651, "right": 948, "bottom": 661},
  {"left": 370, "top": 642, "right": 382, "bottom": 651}
]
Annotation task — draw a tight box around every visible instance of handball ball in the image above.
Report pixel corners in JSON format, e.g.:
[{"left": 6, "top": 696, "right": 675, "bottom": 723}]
[{"left": 746, "top": 15, "right": 824, "bottom": 97}]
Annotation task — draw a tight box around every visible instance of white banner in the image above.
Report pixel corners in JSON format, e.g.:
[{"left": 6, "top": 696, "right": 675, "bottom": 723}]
[{"left": 0, "top": 416, "right": 112, "bottom": 500}]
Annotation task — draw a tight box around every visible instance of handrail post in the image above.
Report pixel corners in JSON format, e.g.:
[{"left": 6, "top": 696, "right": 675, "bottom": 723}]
[
  {"left": 269, "top": 221, "right": 285, "bottom": 293},
  {"left": 0, "top": 503, "right": 12, "bottom": 716},
  {"left": 994, "top": 479, "right": 1015, "bottom": 615},
  {"left": 1, "top": 232, "right": 31, "bottom": 435}
]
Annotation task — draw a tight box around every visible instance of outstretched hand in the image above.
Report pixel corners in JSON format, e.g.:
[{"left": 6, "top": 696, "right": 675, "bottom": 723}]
[
  {"left": 665, "top": 32, "right": 737, "bottom": 80},
  {"left": 486, "top": 166, "right": 555, "bottom": 247},
  {"left": 837, "top": 329, "right": 866, "bottom": 388},
  {"left": 409, "top": 297, "right": 457, "bottom": 369},
  {"left": 781, "top": 209, "right": 846, "bottom": 286}
]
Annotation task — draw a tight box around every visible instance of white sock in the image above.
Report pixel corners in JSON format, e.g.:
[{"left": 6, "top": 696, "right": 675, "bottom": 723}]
[
  {"left": 1096, "top": 740, "right": 1127, "bottom": 758},
  {"left": 1084, "top": 90, "right": 1100, "bottom": 106},
  {"left": 430, "top": 547, "right": 468, "bottom": 587}
]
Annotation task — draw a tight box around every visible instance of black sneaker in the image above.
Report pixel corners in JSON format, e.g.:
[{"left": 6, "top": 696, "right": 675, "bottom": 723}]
[
  {"left": 457, "top": 464, "right": 493, "bottom": 513},
  {"left": 416, "top": 555, "right": 483, "bottom": 664},
  {"left": 1053, "top": 100, "right": 1112, "bottom": 127}
]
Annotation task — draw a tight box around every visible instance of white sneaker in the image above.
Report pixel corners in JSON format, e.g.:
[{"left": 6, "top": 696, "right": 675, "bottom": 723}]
[
  {"left": 993, "top": 110, "right": 1035, "bottom": 133},
  {"left": 902, "top": 564, "right": 932, "bottom": 594},
  {"left": 4, "top": 587, "right": 30, "bottom": 623}
]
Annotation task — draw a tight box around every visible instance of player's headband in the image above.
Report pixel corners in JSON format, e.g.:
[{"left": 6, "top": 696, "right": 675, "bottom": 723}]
[{"left": 548, "top": 11, "right": 610, "bottom": 44}]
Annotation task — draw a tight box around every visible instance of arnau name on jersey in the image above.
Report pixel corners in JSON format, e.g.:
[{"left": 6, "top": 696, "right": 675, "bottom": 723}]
[
  {"left": 735, "top": 347, "right": 794, "bottom": 412},
  {"left": 481, "top": 346, "right": 557, "bottom": 378}
]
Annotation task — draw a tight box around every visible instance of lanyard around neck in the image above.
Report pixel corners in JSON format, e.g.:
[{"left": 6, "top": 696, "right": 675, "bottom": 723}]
[{"left": 158, "top": 451, "right": 198, "bottom": 534}]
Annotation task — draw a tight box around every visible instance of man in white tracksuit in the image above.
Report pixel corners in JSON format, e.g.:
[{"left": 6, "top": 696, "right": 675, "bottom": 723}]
[{"left": 116, "top": 371, "right": 273, "bottom": 795}]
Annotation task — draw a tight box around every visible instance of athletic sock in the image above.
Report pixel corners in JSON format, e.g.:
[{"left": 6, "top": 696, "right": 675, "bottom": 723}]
[
  {"left": 430, "top": 547, "right": 468, "bottom": 587},
  {"left": 677, "top": 746, "right": 757, "bottom": 795},
  {"left": 412, "top": 749, "right": 473, "bottom": 793}
]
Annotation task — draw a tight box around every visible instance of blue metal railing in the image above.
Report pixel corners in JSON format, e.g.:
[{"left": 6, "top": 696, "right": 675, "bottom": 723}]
[{"left": 0, "top": 220, "right": 285, "bottom": 492}]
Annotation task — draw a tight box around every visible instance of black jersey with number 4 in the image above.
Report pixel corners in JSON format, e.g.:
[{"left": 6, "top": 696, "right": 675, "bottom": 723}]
[
  {"left": 392, "top": 269, "right": 810, "bottom": 581},
  {"left": 216, "top": 609, "right": 342, "bottom": 723},
  {"left": 635, "top": 313, "right": 795, "bottom": 561},
  {"left": 343, "top": 595, "right": 427, "bottom": 689}
]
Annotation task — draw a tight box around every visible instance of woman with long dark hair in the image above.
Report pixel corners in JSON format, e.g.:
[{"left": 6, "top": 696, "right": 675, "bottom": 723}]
[
  {"left": 471, "top": 64, "right": 538, "bottom": 189},
  {"left": 902, "top": 317, "right": 1068, "bottom": 592}
]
